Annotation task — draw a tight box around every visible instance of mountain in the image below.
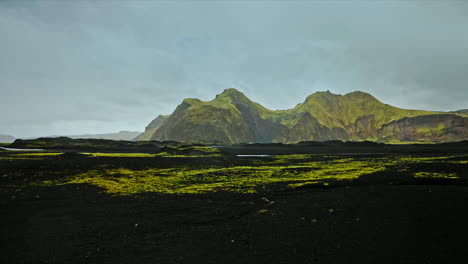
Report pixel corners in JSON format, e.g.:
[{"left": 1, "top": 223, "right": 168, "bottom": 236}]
[
  {"left": 27, "top": 131, "right": 141, "bottom": 141},
  {"left": 144, "top": 88, "right": 289, "bottom": 143},
  {"left": 136, "top": 88, "right": 467, "bottom": 143},
  {"left": 0, "top": 134, "right": 15, "bottom": 143},
  {"left": 66, "top": 131, "right": 142, "bottom": 141},
  {"left": 134, "top": 115, "right": 169, "bottom": 141}
]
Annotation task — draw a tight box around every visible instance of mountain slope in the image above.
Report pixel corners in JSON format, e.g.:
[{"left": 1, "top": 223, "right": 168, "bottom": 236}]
[
  {"left": 135, "top": 115, "right": 169, "bottom": 141},
  {"left": 139, "top": 88, "right": 466, "bottom": 143}
]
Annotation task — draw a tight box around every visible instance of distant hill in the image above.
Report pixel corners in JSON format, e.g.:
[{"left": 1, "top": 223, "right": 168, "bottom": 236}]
[
  {"left": 68, "top": 131, "right": 141, "bottom": 141},
  {"left": 26, "top": 131, "right": 141, "bottom": 141},
  {"left": 0, "top": 134, "right": 15, "bottom": 143},
  {"left": 136, "top": 88, "right": 467, "bottom": 143},
  {"left": 451, "top": 109, "right": 468, "bottom": 115}
]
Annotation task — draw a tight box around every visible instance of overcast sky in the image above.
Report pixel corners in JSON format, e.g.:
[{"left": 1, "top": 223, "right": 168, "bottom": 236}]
[{"left": 1, "top": 1, "right": 467, "bottom": 137}]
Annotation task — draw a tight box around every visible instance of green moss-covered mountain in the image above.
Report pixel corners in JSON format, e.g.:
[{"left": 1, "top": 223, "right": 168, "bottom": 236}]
[{"left": 137, "top": 88, "right": 467, "bottom": 143}]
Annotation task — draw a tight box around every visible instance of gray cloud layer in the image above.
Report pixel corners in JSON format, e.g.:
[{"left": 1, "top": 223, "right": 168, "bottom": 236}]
[{"left": 1, "top": 1, "right": 467, "bottom": 137}]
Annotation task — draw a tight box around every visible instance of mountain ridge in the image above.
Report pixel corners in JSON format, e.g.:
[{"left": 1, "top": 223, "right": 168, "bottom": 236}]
[
  {"left": 136, "top": 88, "right": 467, "bottom": 143},
  {"left": 23, "top": 131, "right": 141, "bottom": 141}
]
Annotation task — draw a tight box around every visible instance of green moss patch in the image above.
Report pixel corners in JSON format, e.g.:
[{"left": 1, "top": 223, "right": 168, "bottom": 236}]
[
  {"left": 43, "top": 158, "right": 387, "bottom": 195},
  {"left": 414, "top": 172, "right": 461, "bottom": 179},
  {"left": 0, "top": 152, "right": 63, "bottom": 159},
  {"left": 14, "top": 152, "right": 467, "bottom": 196},
  {"left": 83, "top": 153, "right": 158, "bottom": 158}
]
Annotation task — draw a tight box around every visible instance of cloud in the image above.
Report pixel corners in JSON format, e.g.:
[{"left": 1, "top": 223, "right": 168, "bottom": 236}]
[{"left": 0, "top": 1, "right": 467, "bottom": 137}]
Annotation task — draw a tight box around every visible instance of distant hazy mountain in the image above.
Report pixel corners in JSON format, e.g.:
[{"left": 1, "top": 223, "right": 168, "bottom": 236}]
[
  {"left": 68, "top": 131, "right": 141, "bottom": 141},
  {"left": 452, "top": 109, "right": 468, "bottom": 115},
  {"left": 26, "top": 131, "right": 141, "bottom": 141},
  {"left": 136, "top": 88, "right": 467, "bottom": 143},
  {"left": 0, "top": 134, "right": 15, "bottom": 143}
]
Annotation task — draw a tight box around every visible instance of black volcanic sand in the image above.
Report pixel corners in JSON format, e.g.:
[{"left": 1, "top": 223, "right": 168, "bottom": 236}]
[{"left": 1, "top": 143, "right": 468, "bottom": 264}]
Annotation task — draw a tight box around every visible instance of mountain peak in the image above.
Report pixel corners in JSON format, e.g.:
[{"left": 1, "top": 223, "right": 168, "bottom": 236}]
[
  {"left": 310, "top": 90, "right": 336, "bottom": 96},
  {"left": 345, "top": 91, "right": 376, "bottom": 99},
  {"left": 222, "top": 88, "right": 242, "bottom": 94},
  {"left": 217, "top": 88, "right": 245, "bottom": 98},
  {"left": 304, "top": 90, "right": 379, "bottom": 104},
  {"left": 304, "top": 90, "right": 339, "bottom": 103},
  {"left": 182, "top": 98, "right": 202, "bottom": 105},
  {"left": 214, "top": 88, "right": 250, "bottom": 103}
]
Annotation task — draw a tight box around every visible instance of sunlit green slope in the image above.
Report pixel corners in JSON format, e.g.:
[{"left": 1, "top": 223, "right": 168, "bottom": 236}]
[{"left": 135, "top": 114, "right": 169, "bottom": 141}]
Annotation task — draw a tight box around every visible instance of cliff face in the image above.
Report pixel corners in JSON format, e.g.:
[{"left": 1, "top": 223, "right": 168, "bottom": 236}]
[
  {"left": 378, "top": 114, "right": 468, "bottom": 143},
  {"left": 138, "top": 88, "right": 467, "bottom": 143}
]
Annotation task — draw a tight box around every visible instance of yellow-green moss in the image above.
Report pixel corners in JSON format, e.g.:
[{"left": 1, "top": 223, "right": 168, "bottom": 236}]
[
  {"left": 0, "top": 152, "right": 62, "bottom": 159},
  {"left": 414, "top": 172, "right": 460, "bottom": 179},
  {"left": 398, "top": 155, "right": 468, "bottom": 162},
  {"left": 82, "top": 153, "right": 158, "bottom": 157},
  {"left": 288, "top": 181, "right": 320, "bottom": 188},
  {"left": 449, "top": 160, "right": 468, "bottom": 164},
  {"left": 44, "top": 158, "right": 386, "bottom": 195},
  {"left": 27, "top": 152, "right": 467, "bottom": 196},
  {"left": 15, "top": 153, "right": 62, "bottom": 156}
]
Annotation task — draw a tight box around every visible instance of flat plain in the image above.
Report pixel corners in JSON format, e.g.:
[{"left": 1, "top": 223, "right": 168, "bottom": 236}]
[{"left": 1, "top": 140, "right": 467, "bottom": 263}]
